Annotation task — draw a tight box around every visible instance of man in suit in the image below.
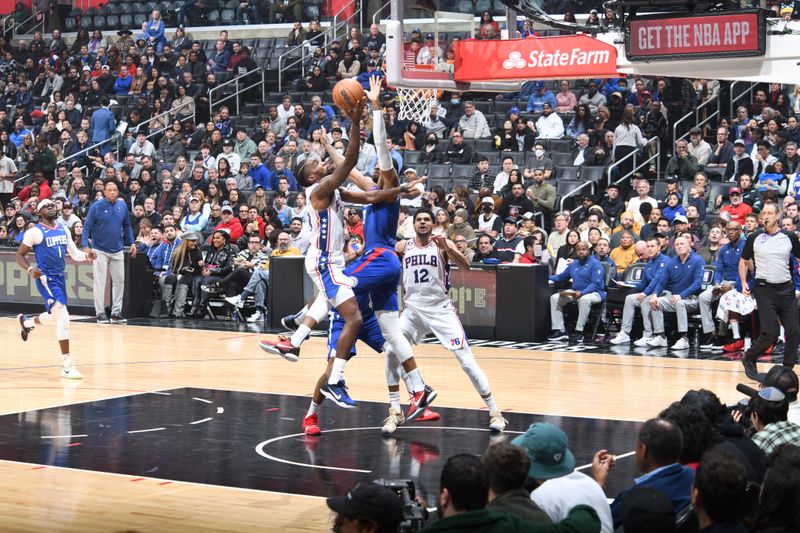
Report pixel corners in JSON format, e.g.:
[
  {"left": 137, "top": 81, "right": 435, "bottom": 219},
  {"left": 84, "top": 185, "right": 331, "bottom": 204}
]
[{"left": 91, "top": 96, "right": 116, "bottom": 156}]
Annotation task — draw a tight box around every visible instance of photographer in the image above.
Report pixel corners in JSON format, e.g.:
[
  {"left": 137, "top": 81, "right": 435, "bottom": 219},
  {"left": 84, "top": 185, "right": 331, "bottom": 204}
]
[{"left": 749, "top": 387, "right": 800, "bottom": 455}]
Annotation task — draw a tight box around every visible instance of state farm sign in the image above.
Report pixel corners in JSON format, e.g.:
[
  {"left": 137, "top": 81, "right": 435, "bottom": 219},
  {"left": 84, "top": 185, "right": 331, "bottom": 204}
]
[
  {"left": 626, "top": 11, "right": 766, "bottom": 61},
  {"left": 454, "top": 35, "right": 618, "bottom": 82}
]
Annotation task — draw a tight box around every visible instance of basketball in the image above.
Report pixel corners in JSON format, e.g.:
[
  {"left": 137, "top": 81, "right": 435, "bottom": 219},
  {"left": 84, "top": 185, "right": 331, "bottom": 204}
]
[{"left": 332, "top": 79, "right": 365, "bottom": 118}]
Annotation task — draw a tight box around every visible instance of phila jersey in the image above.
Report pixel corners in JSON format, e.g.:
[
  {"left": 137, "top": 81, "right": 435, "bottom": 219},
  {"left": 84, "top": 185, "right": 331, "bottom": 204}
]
[
  {"left": 401, "top": 238, "right": 450, "bottom": 308},
  {"left": 305, "top": 183, "right": 346, "bottom": 263}
]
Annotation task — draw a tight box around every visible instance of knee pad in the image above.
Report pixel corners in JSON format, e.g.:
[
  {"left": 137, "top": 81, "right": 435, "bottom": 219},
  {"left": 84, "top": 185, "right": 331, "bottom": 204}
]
[
  {"left": 306, "top": 293, "right": 331, "bottom": 324},
  {"left": 53, "top": 303, "right": 70, "bottom": 341}
]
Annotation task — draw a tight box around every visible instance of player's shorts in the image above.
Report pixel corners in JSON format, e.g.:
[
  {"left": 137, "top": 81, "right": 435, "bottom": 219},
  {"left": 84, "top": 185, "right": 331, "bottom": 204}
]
[
  {"left": 326, "top": 309, "right": 386, "bottom": 360},
  {"left": 400, "top": 301, "right": 469, "bottom": 351},
  {"left": 346, "top": 247, "right": 401, "bottom": 312},
  {"left": 305, "top": 252, "right": 356, "bottom": 307},
  {"left": 36, "top": 274, "right": 68, "bottom": 312}
]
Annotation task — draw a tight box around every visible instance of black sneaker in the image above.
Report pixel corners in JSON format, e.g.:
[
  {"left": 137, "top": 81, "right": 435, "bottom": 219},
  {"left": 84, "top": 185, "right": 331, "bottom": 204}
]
[
  {"left": 570, "top": 332, "right": 585, "bottom": 344},
  {"left": 110, "top": 313, "right": 127, "bottom": 325},
  {"left": 699, "top": 334, "right": 717, "bottom": 349},
  {"left": 281, "top": 314, "right": 298, "bottom": 331},
  {"left": 547, "top": 330, "right": 568, "bottom": 341},
  {"left": 17, "top": 314, "right": 33, "bottom": 341},
  {"left": 97, "top": 313, "right": 110, "bottom": 324}
]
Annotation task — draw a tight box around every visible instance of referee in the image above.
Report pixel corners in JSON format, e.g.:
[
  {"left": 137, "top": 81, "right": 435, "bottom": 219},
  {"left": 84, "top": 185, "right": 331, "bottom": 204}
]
[{"left": 739, "top": 201, "right": 800, "bottom": 380}]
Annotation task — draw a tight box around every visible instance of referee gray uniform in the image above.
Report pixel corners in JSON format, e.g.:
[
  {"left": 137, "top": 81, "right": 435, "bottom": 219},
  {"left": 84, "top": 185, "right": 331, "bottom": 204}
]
[{"left": 740, "top": 229, "right": 800, "bottom": 378}]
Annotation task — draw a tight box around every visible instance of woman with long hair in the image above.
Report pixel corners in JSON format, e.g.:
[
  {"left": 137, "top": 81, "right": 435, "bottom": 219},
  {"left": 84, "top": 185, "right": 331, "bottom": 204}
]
[
  {"left": 421, "top": 133, "right": 440, "bottom": 163},
  {"left": 145, "top": 9, "right": 167, "bottom": 52},
  {"left": 217, "top": 157, "right": 233, "bottom": 182},
  {"left": 555, "top": 80, "right": 577, "bottom": 112},
  {"left": 567, "top": 103, "right": 592, "bottom": 138},
  {"left": 191, "top": 229, "right": 234, "bottom": 316},
  {"left": 432, "top": 209, "right": 451, "bottom": 237},
  {"left": 403, "top": 121, "right": 426, "bottom": 151},
  {"left": 248, "top": 186, "right": 270, "bottom": 213},
  {"left": 227, "top": 189, "right": 242, "bottom": 212},
  {"left": 149, "top": 98, "right": 169, "bottom": 133},
  {"left": 556, "top": 229, "right": 580, "bottom": 262},
  {"left": 171, "top": 83, "right": 194, "bottom": 122},
  {"left": 494, "top": 120, "right": 516, "bottom": 151},
  {"left": 70, "top": 220, "right": 83, "bottom": 248},
  {"left": 0, "top": 129, "right": 17, "bottom": 160},
  {"left": 172, "top": 155, "right": 190, "bottom": 182},
  {"left": 164, "top": 233, "right": 204, "bottom": 317},
  {"left": 206, "top": 182, "right": 223, "bottom": 207},
  {"left": 479, "top": 11, "right": 500, "bottom": 38},
  {"left": 9, "top": 214, "right": 26, "bottom": 243},
  {"left": 500, "top": 169, "right": 524, "bottom": 198}
]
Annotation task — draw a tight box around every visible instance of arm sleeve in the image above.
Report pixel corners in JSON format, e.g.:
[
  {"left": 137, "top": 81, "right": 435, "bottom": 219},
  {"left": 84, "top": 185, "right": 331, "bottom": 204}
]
[
  {"left": 22, "top": 226, "right": 43, "bottom": 247},
  {"left": 372, "top": 110, "right": 393, "bottom": 172}
]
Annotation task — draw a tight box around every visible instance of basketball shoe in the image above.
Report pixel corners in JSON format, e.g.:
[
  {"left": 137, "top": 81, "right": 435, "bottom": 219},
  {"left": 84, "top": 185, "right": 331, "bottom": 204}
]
[
  {"left": 406, "top": 385, "right": 437, "bottom": 422},
  {"left": 489, "top": 411, "right": 508, "bottom": 432},
  {"left": 259, "top": 337, "right": 300, "bottom": 362},
  {"left": 302, "top": 414, "right": 321, "bottom": 436},
  {"left": 281, "top": 314, "right": 299, "bottom": 331},
  {"left": 17, "top": 314, "right": 33, "bottom": 341},
  {"left": 60, "top": 366, "right": 83, "bottom": 379},
  {"left": 320, "top": 381, "right": 358, "bottom": 408},
  {"left": 381, "top": 408, "right": 405, "bottom": 435}
]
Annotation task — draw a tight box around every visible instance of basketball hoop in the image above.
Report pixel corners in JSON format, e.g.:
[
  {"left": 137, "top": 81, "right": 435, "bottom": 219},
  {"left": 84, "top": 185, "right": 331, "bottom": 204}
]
[{"left": 397, "top": 87, "right": 438, "bottom": 123}]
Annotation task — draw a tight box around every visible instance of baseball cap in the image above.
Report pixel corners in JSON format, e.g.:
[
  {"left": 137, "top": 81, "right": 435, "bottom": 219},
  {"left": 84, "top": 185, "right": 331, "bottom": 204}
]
[
  {"left": 763, "top": 366, "right": 799, "bottom": 401},
  {"left": 521, "top": 212, "right": 534, "bottom": 221},
  {"left": 734, "top": 139, "right": 746, "bottom": 146},
  {"left": 404, "top": 167, "right": 417, "bottom": 175},
  {"left": 504, "top": 217, "right": 517, "bottom": 224},
  {"left": 101, "top": 65, "right": 110, "bottom": 70},
  {"left": 425, "top": 33, "right": 434, "bottom": 40},
  {"left": 607, "top": 183, "right": 620, "bottom": 191},
  {"left": 481, "top": 197, "right": 494, "bottom": 205},
  {"left": 672, "top": 214, "right": 689, "bottom": 225},
  {"left": 533, "top": 81, "right": 545, "bottom": 90},
  {"left": 37, "top": 199, "right": 55, "bottom": 211},
  {"left": 611, "top": 91, "right": 622, "bottom": 98},
  {"left": 189, "top": 196, "right": 200, "bottom": 203},
  {"left": 220, "top": 205, "right": 233, "bottom": 214},
  {"left": 82, "top": 65, "right": 90, "bottom": 72},
  {"left": 640, "top": 90, "right": 652, "bottom": 97},
  {"left": 326, "top": 483, "right": 403, "bottom": 529},
  {"left": 619, "top": 486, "right": 676, "bottom": 533},
  {"left": 729, "top": 187, "right": 742, "bottom": 195},
  {"left": 509, "top": 106, "right": 520, "bottom": 115},
  {"left": 759, "top": 386, "right": 786, "bottom": 402},
  {"left": 223, "top": 139, "right": 233, "bottom": 147},
  {"left": 511, "top": 423, "right": 575, "bottom": 480}
]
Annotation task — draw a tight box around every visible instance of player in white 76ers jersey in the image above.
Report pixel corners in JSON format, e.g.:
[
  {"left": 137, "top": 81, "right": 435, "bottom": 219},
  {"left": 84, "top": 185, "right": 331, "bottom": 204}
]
[{"left": 395, "top": 209, "right": 507, "bottom": 432}]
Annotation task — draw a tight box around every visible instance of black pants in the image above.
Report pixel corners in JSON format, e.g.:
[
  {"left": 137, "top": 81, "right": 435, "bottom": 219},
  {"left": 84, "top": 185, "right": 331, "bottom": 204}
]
[
  {"left": 745, "top": 280, "right": 798, "bottom": 368},
  {"left": 220, "top": 267, "right": 252, "bottom": 295}
]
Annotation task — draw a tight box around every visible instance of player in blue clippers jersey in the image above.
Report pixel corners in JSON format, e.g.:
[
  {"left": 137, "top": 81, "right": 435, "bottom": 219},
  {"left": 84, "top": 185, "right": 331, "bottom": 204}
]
[{"left": 15, "top": 199, "right": 96, "bottom": 379}]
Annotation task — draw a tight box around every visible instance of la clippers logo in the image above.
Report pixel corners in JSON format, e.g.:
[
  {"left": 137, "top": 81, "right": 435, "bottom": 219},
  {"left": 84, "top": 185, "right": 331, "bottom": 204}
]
[{"left": 502, "top": 51, "right": 526, "bottom": 69}]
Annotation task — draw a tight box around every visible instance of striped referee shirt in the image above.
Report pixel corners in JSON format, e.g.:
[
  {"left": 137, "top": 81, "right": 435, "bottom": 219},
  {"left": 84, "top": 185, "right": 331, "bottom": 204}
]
[{"left": 741, "top": 229, "right": 800, "bottom": 284}]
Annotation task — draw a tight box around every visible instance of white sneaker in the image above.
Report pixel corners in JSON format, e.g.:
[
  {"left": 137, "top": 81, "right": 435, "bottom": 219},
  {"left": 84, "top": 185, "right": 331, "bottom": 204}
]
[
  {"left": 225, "top": 295, "right": 244, "bottom": 308},
  {"left": 610, "top": 332, "right": 631, "bottom": 345},
  {"left": 633, "top": 336, "right": 652, "bottom": 347},
  {"left": 647, "top": 335, "right": 668, "bottom": 347},
  {"left": 247, "top": 310, "right": 264, "bottom": 323},
  {"left": 60, "top": 366, "right": 82, "bottom": 379},
  {"left": 381, "top": 408, "right": 405, "bottom": 435},
  {"left": 489, "top": 410, "right": 508, "bottom": 432},
  {"left": 671, "top": 337, "right": 690, "bottom": 350}
]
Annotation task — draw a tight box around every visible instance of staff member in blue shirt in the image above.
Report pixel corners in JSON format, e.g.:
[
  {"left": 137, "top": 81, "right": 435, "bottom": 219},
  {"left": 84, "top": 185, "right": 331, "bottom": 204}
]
[
  {"left": 82, "top": 180, "right": 137, "bottom": 324},
  {"left": 698, "top": 221, "right": 745, "bottom": 349},
  {"left": 547, "top": 241, "right": 606, "bottom": 344},
  {"left": 642, "top": 233, "right": 706, "bottom": 351},
  {"left": 610, "top": 236, "right": 670, "bottom": 346}
]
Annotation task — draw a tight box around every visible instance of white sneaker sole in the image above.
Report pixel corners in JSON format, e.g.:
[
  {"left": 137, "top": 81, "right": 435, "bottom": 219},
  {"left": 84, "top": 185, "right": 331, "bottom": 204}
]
[
  {"left": 320, "top": 387, "right": 357, "bottom": 409},
  {"left": 60, "top": 368, "right": 82, "bottom": 379},
  {"left": 610, "top": 336, "right": 630, "bottom": 345},
  {"left": 258, "top": 341, "right": 300, "bottom": 362}
]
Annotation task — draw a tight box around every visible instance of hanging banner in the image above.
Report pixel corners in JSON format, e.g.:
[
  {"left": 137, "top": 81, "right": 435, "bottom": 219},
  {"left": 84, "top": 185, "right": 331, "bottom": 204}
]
[
  {"left": 626, "top": 10, "right": 766, "bottom": 61},
  {"left": 453, "top": 35, "right": 619, "bottom": 82}
]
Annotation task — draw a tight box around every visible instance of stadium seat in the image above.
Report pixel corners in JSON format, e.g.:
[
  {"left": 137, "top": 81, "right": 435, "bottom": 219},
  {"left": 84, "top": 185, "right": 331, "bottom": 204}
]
[
  {"left": 549, "top": 139, "right": 572, "bottom": 152},
  {"left": 556, "top": 166, "right": 580, "bottom": 180},
  {"left": 220, "top": 8, "right": 236, "bottom": 22},
  {"left": 474, "top": 138, "right": 494, "bottom": 152},
  {"left": 64, "top": 17, "right": 77, "bottom": 31},
  {"left": 451, "top": 164, "right": 474, "bottom": 179},
  {"left": 579, "top": 166, "right": 605, "bottom": 183},
  {"left": 551, "top": 152, "right": 574, "bottom": 167},
  {"left": 119, "top": 13, "right": 133, "bottom": 26},
  {"left": 427, "top": 163, "right": 452, "bottom": 178}
]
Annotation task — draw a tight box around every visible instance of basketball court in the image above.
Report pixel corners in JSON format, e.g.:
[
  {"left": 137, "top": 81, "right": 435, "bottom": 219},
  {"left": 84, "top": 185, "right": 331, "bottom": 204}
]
[{"left": 0, "top": 314, "right": 753, "bottom": 531}]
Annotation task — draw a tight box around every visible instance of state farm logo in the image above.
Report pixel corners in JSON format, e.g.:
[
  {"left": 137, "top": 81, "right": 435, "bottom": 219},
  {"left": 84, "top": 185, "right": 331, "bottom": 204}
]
[
  {"left": 502, "top": 51, "right": 527, "bottom": 69},
  {"left": 501, "top": 48, "right": 611, "bottom": 69}
]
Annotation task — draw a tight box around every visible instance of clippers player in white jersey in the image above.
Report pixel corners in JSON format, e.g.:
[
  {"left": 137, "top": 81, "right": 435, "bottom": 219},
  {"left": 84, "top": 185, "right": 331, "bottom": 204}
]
[
  {"left": 15, "top": 199, "right": 96, "bottom": 379},
  {"left": 396, "top": 209, "right": 507, "bottom": 432}
]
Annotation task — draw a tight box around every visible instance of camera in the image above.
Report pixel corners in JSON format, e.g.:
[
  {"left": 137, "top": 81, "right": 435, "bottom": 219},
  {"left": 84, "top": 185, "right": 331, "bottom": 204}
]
[{"left": 374, "top": 479, "right": 427, "bottom": 533}]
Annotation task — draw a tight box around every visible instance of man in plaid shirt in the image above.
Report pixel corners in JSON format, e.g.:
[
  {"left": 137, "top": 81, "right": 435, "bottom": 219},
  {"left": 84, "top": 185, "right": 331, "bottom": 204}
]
[{"left": 750, "top": 387, "right": 800, "bottom": 455}]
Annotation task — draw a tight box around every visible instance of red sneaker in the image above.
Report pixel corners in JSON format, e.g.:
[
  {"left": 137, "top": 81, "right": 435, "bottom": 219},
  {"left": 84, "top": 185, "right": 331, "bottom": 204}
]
[
  {"left": 415, "top": 408, "right": 441, "bottom": 422},
  {"left": 410, "top": 442, "right": 440, "bottom": 465},
  {"left": 259, "top": 339, "right": 300, "bottom": 362},
  {"left": 723, "top": 339, "right": 744, "bottom": 353},
  {"left": 406, "top": 385, "right": 438, "bottom": 422},
  {"left": 302, "top": 413, "right": 321, "bottom": 436}
]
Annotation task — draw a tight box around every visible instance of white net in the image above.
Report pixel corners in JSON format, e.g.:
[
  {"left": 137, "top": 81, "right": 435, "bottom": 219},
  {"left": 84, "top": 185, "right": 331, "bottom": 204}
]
[{"left": 397, "top": 88, "right": 438, "bottom": 123}]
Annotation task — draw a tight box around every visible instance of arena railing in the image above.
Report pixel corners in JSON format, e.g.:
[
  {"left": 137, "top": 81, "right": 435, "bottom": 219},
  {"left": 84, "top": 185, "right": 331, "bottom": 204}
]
[
  {"left": 673, "top": 90, "right": 722, "bottom": 148},
  {"left": 144, "top": 99, "right": 197, "bottom": 143},
  {"left": 208, "top": 67, "right": 265, "bottom": 116},
  {"left": 277, "top": 0, "right": 359, "bottom": 92},
  {"left": 607, "top": 136, "right": 661, "bottom": 192}
]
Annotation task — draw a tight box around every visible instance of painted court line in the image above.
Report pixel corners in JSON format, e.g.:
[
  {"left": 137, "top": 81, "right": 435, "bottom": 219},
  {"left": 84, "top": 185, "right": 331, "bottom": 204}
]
[{"left": 128, "top": 427, "right": 166, "bottom": 434}]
